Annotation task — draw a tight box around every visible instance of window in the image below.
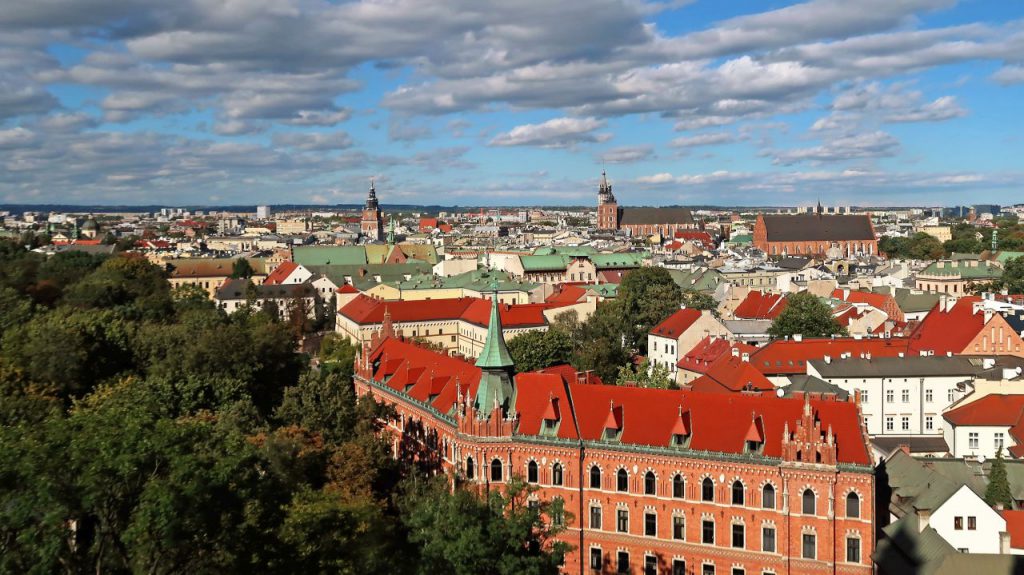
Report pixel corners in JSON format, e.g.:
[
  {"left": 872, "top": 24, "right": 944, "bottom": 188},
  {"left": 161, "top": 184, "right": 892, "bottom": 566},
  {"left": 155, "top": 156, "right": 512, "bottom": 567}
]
[
  {"left": 732, "top": 480, "right": 745, "bottom": 505},
  {"left": 846, "top": 492, "right": 860, "bottom": 518},
  {"left": 645, "top": 471, "right": 657, "bottom": 495},
  {"left": 672, "top": 516, "right": 685, "bottom": 540},
  {"left": 732, "top": 523, "right": 745, "bottom": 548},
  {"left": 702, "top": 477, "right": 715, "bottom": 502},
  {"left": 702, "top": 564, "right": 715, "bottom": 575},
  {"left": 466, "top": 457, "right": 475, "bottom": 479},
  {"left": 885, "top": 416, "right": 894, "bottom": 431},
  {"left": 954, "top": 516, "right": 963, "bottom": 530},
  {"left": 886, "top": 389, "right": 894, "bottom": 403},
  {"left": 527, "top": 461, "right": 538, "bottom": 483},
  {"left": 925, "top": 389, "right": 933, "bottom": 402},
  {"left": 617, "top": 469, "right": 629, "bottom": 492},
  {"left": 948, "top": 389, "right": 955, "bottom": 402},
  {"left": 590, "top": 466, "right": 601, "bottom": 489},
  {"left": 590, "top": 506, "right": 602, "bottom": 530},
  {"left": 969, "top": 433, "right": 979, "bottom": 450},
  {"left": 762, "top": 526, "right": 776, "bottom": 553},
  {"left": 673, "top": 560, "right": 686, "bottom": 575},
  {"left": 617, "top": 509, "right": 629, "bottom": 533},
  {"left": 901, "top": 416, "right": 910, "bottom": 431},
  {"left": 732, "top": 569, "right": 745, "bottom": 575},
  {"left": 552, "top": 463, "right": 563, "bottom": 486},
  {"left": 702, "top": 519, "right": 715, "bottom": 544},
  {"left": 673, "top": 474, "right": 685, "bottom": 498},
  {"left": 968, "top": 516, "right": 977, "bottom": 530},
  {"left": 762, "top": 484, "right": 776, "bottom": 509},
  {"left": 860, "top": 389, "right": 868, "bottom": 403},
  {"left": 590, "top": 548, "right": 603, "bottom": 570},
  {"left": 551, "top": 497, "right": 565, "bottom": 526},
  {"left": 645, "top": 556, "right": 657, "bottom": 575},
  {"left": 617, "top": 551, "right": 630, "bottom": 574},
  {"left": 846, "top": 537, "right": 861, "bottom": 563},
  {"left": 902, "top": 389, "right": 910, "bottom": 403},
  {"left": 490, "top": 459, "right": 503, "bottom": 482},
  {"left": 925, "top": 416, "right": 934, "bottom": 431},
  {"left": 996, "top": 433, "right": 1005, "bottom": 450},
  {"left": 802, "top": 533, "right": 816, "bottom": 559},
  {"left": 802, "top": 489, "right": 816, "bottom": 515},
  {"left": 645, "top": 512, "right": 657, "bottom": 537}
]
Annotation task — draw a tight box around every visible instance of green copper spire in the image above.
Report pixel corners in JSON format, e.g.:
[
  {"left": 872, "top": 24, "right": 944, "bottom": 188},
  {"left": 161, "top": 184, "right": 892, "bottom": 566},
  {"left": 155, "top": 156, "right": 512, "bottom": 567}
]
[
  {"left": 475, "top": 281, "right": 514, "bottom": 369},
  {"left": 473, "top": 281, "right": 515, "bottom": 419},
  {"left": 386, "top": 215, "right": 396, "bottom": 246}
]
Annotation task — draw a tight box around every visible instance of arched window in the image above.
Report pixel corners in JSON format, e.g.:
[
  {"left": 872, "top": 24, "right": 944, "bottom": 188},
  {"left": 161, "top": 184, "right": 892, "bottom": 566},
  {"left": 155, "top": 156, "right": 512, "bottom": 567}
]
[
  {"left": 527, "top": 461, "right": 538, "bottom": 484},
  {"left": 491, "top": 458, "right": 503, "bottom": 482},
  {"left": 590, "top": 466, "right": 601, "bottom": 489},
  {"left": 466, "top": 457, "right": 475, "bottom": 479},
  {"left": 644, "top": 471, "right": 656, "bottom": 495},
  {"left": 802, "top": 489, "right": 816, "bottom": 515},
  {"left": 672, "top": 474, "right": 685, "bottom": 499},
  {"left": 701, "top": 477, "right": 714, "bottom": 502},
  {"left": 846, "top": 492, "right": 860, "bottom": 518},
  {"left": 762, "top": 484, "right": 776, "bottom": 509},
  {"left": 617, "top": 469, "right": 629, "bottom": 492},
  {"left": 732, "top": 480, "right": 745, "bottom": 505},
  {"left": 552, "top": 463, "right": 564, "bottom": 486}
]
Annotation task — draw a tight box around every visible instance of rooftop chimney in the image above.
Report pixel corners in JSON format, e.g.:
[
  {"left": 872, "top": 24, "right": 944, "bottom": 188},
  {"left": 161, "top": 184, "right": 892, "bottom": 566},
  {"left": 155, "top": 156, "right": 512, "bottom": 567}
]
[{"left": 793, "top": 333, "right": 803, "bottom": 342}]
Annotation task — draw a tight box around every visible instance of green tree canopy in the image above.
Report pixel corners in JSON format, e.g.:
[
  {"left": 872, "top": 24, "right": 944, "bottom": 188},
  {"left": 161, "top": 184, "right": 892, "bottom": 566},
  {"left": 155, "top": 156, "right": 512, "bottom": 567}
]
[
  {"left": 767, "top": 292, "right": 847, "bottom": 339},
  {"left": 231, "top": 258, "right": 255, "bottom": 279},
  {"left": 985, "top": 448, "right": 1013, "bottom": 508},
  {"left": 507, "top": 329, "right": 572, "bottom": 373},
  {"left": 617, "top": 266, "right": 682, "bottom": 353}
]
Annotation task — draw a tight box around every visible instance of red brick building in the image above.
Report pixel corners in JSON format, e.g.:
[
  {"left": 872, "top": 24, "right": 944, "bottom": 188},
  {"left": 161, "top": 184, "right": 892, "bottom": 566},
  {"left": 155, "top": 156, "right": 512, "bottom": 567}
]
[
  {"left": 753, "top": 210, "right": 877, "bottom": 257},
  {"left": 360, "top": 179, "right": 384, "bottom": 241},
  {"left": 354, "top": 295, "right": 876, "bottom": 575},
  {"left": 597, "top": 171, "right": 701, "bottom": 237}
]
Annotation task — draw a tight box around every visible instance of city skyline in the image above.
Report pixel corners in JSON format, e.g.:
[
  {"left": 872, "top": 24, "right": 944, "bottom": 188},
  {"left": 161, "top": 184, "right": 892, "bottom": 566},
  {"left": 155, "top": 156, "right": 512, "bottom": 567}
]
[{"left": 1, "top": 0, "right": 1023, "bottom": 206}]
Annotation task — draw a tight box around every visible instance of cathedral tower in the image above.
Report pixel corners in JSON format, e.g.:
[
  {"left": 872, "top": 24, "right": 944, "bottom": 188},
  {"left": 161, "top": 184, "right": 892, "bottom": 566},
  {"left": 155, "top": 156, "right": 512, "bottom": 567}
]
[
  {"left": 361, "top": 179, "right": 385, "bottom": 241},
  {"left": 596, "top": 170, "right": 619, "bottom": 230}
]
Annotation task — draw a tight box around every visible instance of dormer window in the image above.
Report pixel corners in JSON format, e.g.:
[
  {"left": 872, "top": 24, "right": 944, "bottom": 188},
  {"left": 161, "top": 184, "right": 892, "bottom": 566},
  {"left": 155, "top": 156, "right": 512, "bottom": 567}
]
[
  {"left": 541, "top": 395, "right": 561, "bottom": 436},
  {"left": 603, "top": 402, "right": 623, "bottom": 442},
  {"left": 744, "top": 414, "right": 765, "bottom": 454},
  {"left": 670, "top": 406, "right": 691, "bottom": 448}
]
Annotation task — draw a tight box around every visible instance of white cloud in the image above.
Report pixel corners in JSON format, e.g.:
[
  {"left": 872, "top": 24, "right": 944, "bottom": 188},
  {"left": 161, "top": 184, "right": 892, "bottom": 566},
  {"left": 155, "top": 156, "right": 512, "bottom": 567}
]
[
  {"left": 489, "top": 117, "right": 610, "bottom": 148},
  {"left": 993, "top": 64, "right": 1024, "bottom": 85},
  {"left": 770, "top": 131, "right": 900, "bottom": 165},
  {"left": 669, "top": 132, "right": 734, "bottom": 147},
  {"left": 598, "top": 145, "right": 655, "bottom": 163}
]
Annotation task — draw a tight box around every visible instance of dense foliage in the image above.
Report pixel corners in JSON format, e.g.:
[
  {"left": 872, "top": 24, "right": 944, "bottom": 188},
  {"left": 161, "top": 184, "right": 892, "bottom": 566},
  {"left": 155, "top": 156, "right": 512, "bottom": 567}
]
[
  {"left": 0, "top": 242, "right": 568, "bottom": 575},
  {"left": 767, "top": 292, "right": 848, "bottom": 340}
]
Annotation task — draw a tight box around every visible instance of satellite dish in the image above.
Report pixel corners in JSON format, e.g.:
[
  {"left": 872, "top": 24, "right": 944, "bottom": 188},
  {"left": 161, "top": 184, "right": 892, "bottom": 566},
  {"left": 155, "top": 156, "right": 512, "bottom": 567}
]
[
  {"left": 978, "top": 454, "right": 987, "bottom": 465},
  {"left": 776, "top": 388, "right": 785, "bottom": 398}
]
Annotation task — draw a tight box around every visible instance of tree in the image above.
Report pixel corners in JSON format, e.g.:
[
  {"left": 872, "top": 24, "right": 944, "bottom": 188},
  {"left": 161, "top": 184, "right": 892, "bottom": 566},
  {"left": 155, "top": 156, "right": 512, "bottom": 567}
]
[
  {"left": 615, "top": 358, "right": 674, "bottom": 389},
  {"left": 681, "top": 289, "right": 717, "bottom": 311},
  {"left": 907, "top": 233, "right": 944, "bottom": 261},
  {"left": 617, "top": 267, "right": 682, "bottom": 353},
  {"left": 767, "top": 292, "right": 847, "bottom": 339},
  {"left": 985, "top": 448, "right": 1013, "bottom": 508},
  {"left": 231, "top": 258, "right": 255, "bottom": 279},
  {"left": 507, "top": 329, "right": 572, "bottom": 373},
  {"left": 400, "top": 477, "right": 571, "bottom": 575},
  {"left": 573, "top": 301, "right": 630, "bottom": 383},
  {"left": 984, "top": 256, "right": 1024, "bottom": 294}
]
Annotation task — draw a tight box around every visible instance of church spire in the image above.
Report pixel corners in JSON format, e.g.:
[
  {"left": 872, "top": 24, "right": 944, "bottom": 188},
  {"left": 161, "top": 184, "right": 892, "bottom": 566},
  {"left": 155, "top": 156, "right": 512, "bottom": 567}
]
[
  {"left": 473, "top": 281, "right": 515, "bottom": 419},
  {"left": 366, "top": 178, "right": 379, "bottom": 210}
]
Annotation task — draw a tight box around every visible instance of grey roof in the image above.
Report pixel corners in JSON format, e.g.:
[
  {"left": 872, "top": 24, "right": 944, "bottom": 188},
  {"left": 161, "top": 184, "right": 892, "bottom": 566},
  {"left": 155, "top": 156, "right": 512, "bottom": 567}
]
[
  {"left": 618, "top": 207, "right": 694, "bottom": 226},
  {"left": 216, "top": 278, "right": 316, "bottom": 301},
  {"left": 871, "top": 435, "right": 949, "bottom": 455},
  {"left": 809, "top": 356, "right": 982, "bottom": 378},
  {"left": 782, "top": 374, "right": 850, "bottom": 400},
  {"left": 761, "top": 213, "right": 875, "bottom": 242},
  {"left": 873, "top": 513, "right": 956, "bottom": 575},
  {"left": 721, "top": 319, "right": 772, "bottom": 334},
  {"left": 776, "top": 256, "right": 813, "bottom": 270}
]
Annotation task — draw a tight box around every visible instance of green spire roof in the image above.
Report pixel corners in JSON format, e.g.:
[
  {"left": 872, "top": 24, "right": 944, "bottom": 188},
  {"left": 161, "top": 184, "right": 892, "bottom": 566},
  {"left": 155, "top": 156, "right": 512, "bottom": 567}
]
[{"left": 475, "top": 281, "right": 515, "bottom": 370}]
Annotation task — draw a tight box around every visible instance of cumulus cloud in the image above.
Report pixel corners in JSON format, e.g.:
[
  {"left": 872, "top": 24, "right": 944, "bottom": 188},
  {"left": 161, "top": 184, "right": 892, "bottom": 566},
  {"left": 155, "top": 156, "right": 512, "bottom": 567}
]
[
  {"left": 669, "top": 132, "right": 734, "bottom": 148},
  {"left": 992, "top": 64, "right": 1024, "bottom": 85},
  {"left": 489, "top": 117, "right": 610, "bottom": 148},
  {"left": 769, "top": 131, "right": 901, "bottom": 165}
]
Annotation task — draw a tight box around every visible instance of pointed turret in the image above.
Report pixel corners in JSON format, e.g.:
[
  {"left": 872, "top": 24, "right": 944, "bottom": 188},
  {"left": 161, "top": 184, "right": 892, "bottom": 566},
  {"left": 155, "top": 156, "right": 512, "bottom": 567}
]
[
  {"left": 366, "top": 178, "right": 379, "bottom": 210},
  {"left": 473, "top": 281, "right": 515, "bottom": 418}
]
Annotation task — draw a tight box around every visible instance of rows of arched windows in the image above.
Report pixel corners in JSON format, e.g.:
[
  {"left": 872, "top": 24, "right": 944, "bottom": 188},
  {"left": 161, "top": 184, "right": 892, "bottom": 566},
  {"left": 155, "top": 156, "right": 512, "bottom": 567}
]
[{"left": 466, "top": 457, "right": 861, "bottom": 518}]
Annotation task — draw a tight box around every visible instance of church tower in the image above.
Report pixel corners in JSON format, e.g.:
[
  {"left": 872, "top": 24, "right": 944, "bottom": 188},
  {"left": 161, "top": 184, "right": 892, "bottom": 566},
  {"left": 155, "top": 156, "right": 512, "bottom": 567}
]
[
  {"left": 596, "top": 170, "right": 619, "bottom": 230},
  {"left": 473, "top": 282, "right": 515, "bottom": 419},
  {"left": 361, "top": 179, "right": 385, "bottom": 241}
]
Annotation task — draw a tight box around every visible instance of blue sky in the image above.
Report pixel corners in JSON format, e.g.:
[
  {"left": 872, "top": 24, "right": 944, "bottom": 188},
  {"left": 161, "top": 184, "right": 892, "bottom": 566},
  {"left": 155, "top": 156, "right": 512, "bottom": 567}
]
[{"left": 1, "top": 0, "right": 1023, "bottom": 207}]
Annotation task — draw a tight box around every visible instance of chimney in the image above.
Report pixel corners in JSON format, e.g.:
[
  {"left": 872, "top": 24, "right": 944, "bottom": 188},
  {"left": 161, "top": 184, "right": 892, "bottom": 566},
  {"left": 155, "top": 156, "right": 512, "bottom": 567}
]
[
  {"left": 898, "top": 352, "right": 904, "bottom": 358},
  {"left": 741, "top": 352, "right": 750, "bottom": 363},
  {"left": 793, "top": 333, "right": 803, "bottom": 342},
  {"left": 899, "top": 443, "right": 911, "bottom": 455},
  {"left": 824, "top": 355, "right": 832, "bottom": 364},
  {"left": 918, "top": 509, "right": 931, "bottom": 533},
  {"left": 1001, "top": 531, "right": 1012, "bottom": 554},
  {"left": 732, "top": 347, "right": 740, "bottom": 357},
  {"left": 983, "top": 358, "right": 996, "bottom": 369},
  {"left": 865, "top": 353, "right": 872, "bottom": 361}
]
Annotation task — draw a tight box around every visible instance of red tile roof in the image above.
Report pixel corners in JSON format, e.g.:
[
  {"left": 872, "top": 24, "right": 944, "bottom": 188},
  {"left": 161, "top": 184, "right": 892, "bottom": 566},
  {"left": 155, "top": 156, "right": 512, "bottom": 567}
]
[
  {"left": 943, "top": 394, "right": 1024, "bottom": 427},
  {"left": 460, "top": 299, "right": 561, "bottom": 328},
  {"left": 545, "top": 284, "right": 587, "bottom": 304},
  {"left": 677, "top": 336, "right": 756, "bottom": 374},
  {"left": 908, "top": 297, "right": 985, "bottom": 355},
  {"left": 534, "top": 364, "right": 604, "bottom": 386},
  {"left": 689, "top": 352, "right": 776, "bottom": 393},
  {"left": 336, "top": 283, "right": 360, "bottom": 294},
  {"left": 750, "top": 337, "right": 911, "bottom": 375},
  {"left": 733, "top": 291, "right": 787, "bottom": 320},
  {"left": 650, "top": 308, "right": 702, "bottom": 338},
  {"left": 674, "top": 230, "right": 714, "bottom": 245},
  {"left": 368, "top": 337, "right": 481, "bottom": 414},
  {"left": 1001, "top": 510, "right": 1024, "bottom": 549},
  {"left": 515, "top": 381, "right": 870, "bottom": 465},
  {"left": 339, "top": 294, "right": 564, "bottom": 329},
  {"left": 264, "top": 261, "right": 299, "bottom": 285}
]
